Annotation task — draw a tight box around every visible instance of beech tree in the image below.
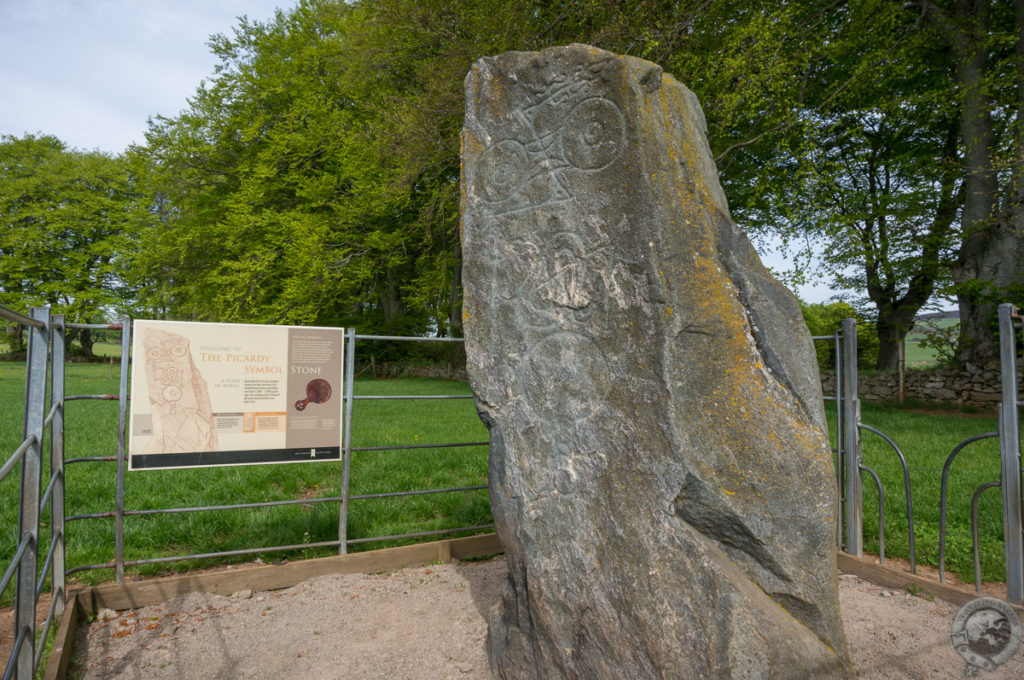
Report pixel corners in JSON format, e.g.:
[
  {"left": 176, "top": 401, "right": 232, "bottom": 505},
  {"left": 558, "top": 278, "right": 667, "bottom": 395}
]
[
  {"left": 650, "top": 0, "right": 1022, "bottom": 369},
  {"left": 135, "top": 3, "right": 380, "bottom": 328},
  {"left": 133, "top": 0, "right": 1023, "bottom": 363},
  {"left": 0, "top": 134, "right": 149, "bottom": 356},
  {"left": 915, "top": 0, "right": 1024, "bottom": 366}
]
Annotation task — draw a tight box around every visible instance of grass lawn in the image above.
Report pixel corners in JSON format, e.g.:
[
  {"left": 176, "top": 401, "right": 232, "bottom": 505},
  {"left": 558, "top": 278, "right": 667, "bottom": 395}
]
[
  {"left": 903, "top": 337, "right": 942, "bottom": 367},
  {"left": 904, "top": 316, "right": 959, "bottom": 367},
  {"left": 2, "top": 360, "right": 1016, "bottom": 596}
]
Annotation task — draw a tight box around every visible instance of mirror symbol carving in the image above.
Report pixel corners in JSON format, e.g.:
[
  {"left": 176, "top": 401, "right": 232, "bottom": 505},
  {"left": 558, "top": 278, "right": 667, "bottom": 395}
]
[{"left": 295, "top": 378, "right": 332, "bottom": 411}]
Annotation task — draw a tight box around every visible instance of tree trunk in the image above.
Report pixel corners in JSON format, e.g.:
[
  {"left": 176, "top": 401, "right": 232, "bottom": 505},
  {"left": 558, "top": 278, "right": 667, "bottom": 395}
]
[
  {"left": 448, "top": 259, "right": 462, "bottom": 337},
  {"left": 78, "top": 328, "right": 95, "bottom": 359},
  {"left": 377, "top": 271, "right": 403, "bottom": 326},
  {"left": 874, "top": 304, "right": 919, "bottom": 371},
  {"left": 946, "top": 0, "right": 1022, "bottom": 365},
  {"left": 3, "top": 323, "right": 25, "bottom": 353}
]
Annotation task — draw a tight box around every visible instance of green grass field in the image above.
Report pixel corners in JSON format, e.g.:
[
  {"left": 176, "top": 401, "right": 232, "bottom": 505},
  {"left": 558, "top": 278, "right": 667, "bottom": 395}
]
[
  {"left": 1, "top": 360, "right": 1015, "bottom": 598},
  {"left": 827, "top": 400, "right": 1009, "bottom": 583},
  {"left": 904, "top": 316, "right": 959, "bottom": 367},
  {"left": 1, "top": 364, "right": 489, "bottom": 595}
]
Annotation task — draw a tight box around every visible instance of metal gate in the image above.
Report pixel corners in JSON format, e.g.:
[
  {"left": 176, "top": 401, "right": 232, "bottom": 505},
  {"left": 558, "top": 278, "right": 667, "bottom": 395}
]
[
  {"left": 821, "top": 305, "right": 1023, "bottom": 604},
  {"left": 2, "top": 307, "right": 67, "bottom": 680}
]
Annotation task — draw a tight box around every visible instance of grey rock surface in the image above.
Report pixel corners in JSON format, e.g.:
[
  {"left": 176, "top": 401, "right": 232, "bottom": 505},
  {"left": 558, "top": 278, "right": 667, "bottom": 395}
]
[{"left": 461, "top": 45, "right": 850, "bottom": 679}]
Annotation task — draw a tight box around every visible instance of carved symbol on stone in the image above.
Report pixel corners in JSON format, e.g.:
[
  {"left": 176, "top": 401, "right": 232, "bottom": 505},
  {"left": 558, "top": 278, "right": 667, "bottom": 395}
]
[
  {"left": 473, "top": 90, "right": 626, "bottom": 216},
  {"left": 560, "top": 98, "right": 625, "bottom": 170},
  {"left": 476, "top": 140, "right": 529, "bottom": 203},
  {"left": 518, "top": 331, "right": 611, "bottom": 425},
  {"left": 517, "top": 232, "right": 602, "bottom": 329}
]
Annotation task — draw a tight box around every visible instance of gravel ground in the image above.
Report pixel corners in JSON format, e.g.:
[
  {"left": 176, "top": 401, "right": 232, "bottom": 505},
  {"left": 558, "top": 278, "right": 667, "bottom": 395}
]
[{"left": 68, "top": 557, "right": 1024, "bottom": 680}]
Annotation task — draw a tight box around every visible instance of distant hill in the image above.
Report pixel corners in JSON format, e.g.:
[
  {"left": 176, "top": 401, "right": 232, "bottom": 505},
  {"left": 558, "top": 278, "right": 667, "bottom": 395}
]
[{"left": 915, "top": 310, "right": 958, "bottom": 321}]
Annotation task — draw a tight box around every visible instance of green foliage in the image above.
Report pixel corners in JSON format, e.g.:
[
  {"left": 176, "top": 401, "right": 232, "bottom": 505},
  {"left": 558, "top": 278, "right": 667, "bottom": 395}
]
[
  {"left": 10, "top": 0, "right": 1019, "bottom": 355},
  {"left": 0, "top": 134, "right": 151, "bottom": 327},
  {"left": 800, "top": 300, "right": 879, "bottom": 370},
  {"left": 134, "top": 3, "right": 390, "bottom": 327},
  {"left": 665, "top": 1, "right": 963, "bottom": 370},
  {"left": 132, "top": 0, "right": 522, "bottom": 336},
  {"left": 913, "top": 318, "right": 960, "bottom": 367}
]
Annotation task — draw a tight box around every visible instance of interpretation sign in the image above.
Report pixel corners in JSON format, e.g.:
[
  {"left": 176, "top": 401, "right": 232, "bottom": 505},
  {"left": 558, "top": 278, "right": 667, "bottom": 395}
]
[{"left": 128, "top": 320, "right": 344, "bottom": 470}]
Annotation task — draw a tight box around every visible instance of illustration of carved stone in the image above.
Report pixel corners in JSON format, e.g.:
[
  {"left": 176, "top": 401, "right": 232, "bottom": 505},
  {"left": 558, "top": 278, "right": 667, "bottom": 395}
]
[
  {"left": 140, "top": 328, "right": 217, "bottom": 453},
  {"left": 462, "top": 44, "right": 852, "bottom": 679}
]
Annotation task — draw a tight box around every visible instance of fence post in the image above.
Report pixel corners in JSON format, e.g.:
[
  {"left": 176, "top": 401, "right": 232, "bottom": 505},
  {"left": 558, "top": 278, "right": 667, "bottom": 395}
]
[
  {"left": 15, "top": 307, "right": 49, "bottom": 680},
  {"left": 50, "top": 315, "right": 66, "bottom": 620},
  {"left": 114, "top": 315, "right": 131, "bottom": 583},
  {"left": 338, "top": 327, "right": 356, "bottom": 555},
  {"left": 997, "top": 304, "right": 1023, "bottom": 603},
  {"left": 834, "top": 330, "right": 845, "bottom": 549},
  {"left": 842, "top": 317, "right": 863, "bottom": 557}
]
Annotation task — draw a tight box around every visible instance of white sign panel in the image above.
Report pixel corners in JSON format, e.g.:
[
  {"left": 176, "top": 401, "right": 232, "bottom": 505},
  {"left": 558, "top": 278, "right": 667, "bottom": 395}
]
[{"left": 128, "top": 320, "right": 344, "bottom": 470}]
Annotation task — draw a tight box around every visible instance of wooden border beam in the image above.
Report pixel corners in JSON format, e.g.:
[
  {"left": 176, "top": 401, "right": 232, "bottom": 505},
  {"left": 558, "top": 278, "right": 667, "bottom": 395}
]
[
  {"left": 837, "top": 552, "right": 1024, "bottom": 622},
  {"left": 43, "top": 540, "right": 1024, "bottom": 679}
]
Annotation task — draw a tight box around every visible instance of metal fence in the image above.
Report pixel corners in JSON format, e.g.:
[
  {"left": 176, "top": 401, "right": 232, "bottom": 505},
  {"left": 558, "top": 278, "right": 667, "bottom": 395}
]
[
  {"left": 2, "top": 306, "right": 66, "bottom": 680},
  {"left": 63, "top": 328, "right": 490, "bottom": 581},
  {"left": 937, "top": 304, "right": 1023, "bottom": 599},
  {"left": 821, "top": 304, "right": 1024, "bottom": 604},
  {"left": 5, "top": 304, "right": 1023, "bottom": 677},
  {"left": 1, "top": 310, "right": 490, "bottom": 679}
]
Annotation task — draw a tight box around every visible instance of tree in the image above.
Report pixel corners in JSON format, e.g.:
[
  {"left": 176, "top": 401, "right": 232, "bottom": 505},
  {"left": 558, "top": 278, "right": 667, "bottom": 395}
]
[
  {"left": 801, "top": 300, "right": 879, "bottom": 370},
  {"left": 727, "top": 2, "right": 965, "bottom": 371},
  {"left": 135, "top": 0, "right": 497, "bottom": 335},
  {"left": 132, "top": 0, "right": 1022, "bottom": 358},
  {"left": 624, "top": 0, "right": 967, "bottom": 370},
  {"left": 915, "top": 0, "right": 1024, "bottom": 366},
  {"left": 135, "top": 0, "right": 574, "bottom": 335},
  {"left": 0, "top": 134, "right": 149, "bottom": 356},
  {"left": 638, "top": 0, "right": 1020, "bottom": 370},
  {"left": 135, "top": 3, "right": 373, "bottom": 327}
]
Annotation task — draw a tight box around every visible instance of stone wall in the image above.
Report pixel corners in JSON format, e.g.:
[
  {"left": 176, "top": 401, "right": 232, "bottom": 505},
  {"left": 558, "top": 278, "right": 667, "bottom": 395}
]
[{"left": 820, "top": 363, "right": 1024, "bottom": 407}]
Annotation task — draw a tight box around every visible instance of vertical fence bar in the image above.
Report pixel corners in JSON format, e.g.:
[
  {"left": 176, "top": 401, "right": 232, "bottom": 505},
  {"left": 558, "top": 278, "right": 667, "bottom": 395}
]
[
  {"left": 842, "top": 317, "right": 863, "bottom": 557},
  {"left": 49, "top": 315, "right": 66, "bottom": 620},
  {"left": 15, "top": 307, "right": 49, "bottom": 680},
  {"left": 114, "top": 315, "right": 131, "bottom": 583},
  {"left": 835, "top": 330, "right": 845, "bottom": 549},
  {"left": 338, "top": 327, "right": 356, "bottom": 555},
  {"left": 997, "top": 304, "right": 1023, "bottom": 603}
]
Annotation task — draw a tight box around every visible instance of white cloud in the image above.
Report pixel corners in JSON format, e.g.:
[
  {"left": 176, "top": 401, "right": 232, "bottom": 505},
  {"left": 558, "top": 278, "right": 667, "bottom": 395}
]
[{"left": 0, "top": 0, "right": 283, "bottom": 153}]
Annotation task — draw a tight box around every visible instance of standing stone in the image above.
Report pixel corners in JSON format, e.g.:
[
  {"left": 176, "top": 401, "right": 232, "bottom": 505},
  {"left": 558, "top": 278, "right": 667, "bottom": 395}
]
[{"left": 461, "top": 45, "right": 851, "bottom": 679}]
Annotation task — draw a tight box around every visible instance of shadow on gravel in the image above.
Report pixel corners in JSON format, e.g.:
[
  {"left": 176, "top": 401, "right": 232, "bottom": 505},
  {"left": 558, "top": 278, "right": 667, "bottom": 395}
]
[{"left": 454, "top": 555, "right": 506, "bottom": 623}]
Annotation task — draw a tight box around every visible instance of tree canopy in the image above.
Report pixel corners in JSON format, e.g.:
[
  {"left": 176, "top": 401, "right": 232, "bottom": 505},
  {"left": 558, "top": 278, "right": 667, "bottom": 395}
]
[
  {"left": 0, "top": 133, "right": 151, "bottom": 355},
  {"left": 7, "top": 0, "right": 1024, "bottom": 368}
]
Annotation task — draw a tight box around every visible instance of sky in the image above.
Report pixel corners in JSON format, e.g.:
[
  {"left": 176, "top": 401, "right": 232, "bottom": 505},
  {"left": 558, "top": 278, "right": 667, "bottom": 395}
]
[
  {"left": 0, "top": 0, "right": 845, "bottom": 304},
  {"left": 0, "top": 0, "right": 285, "bottom": 153}
]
